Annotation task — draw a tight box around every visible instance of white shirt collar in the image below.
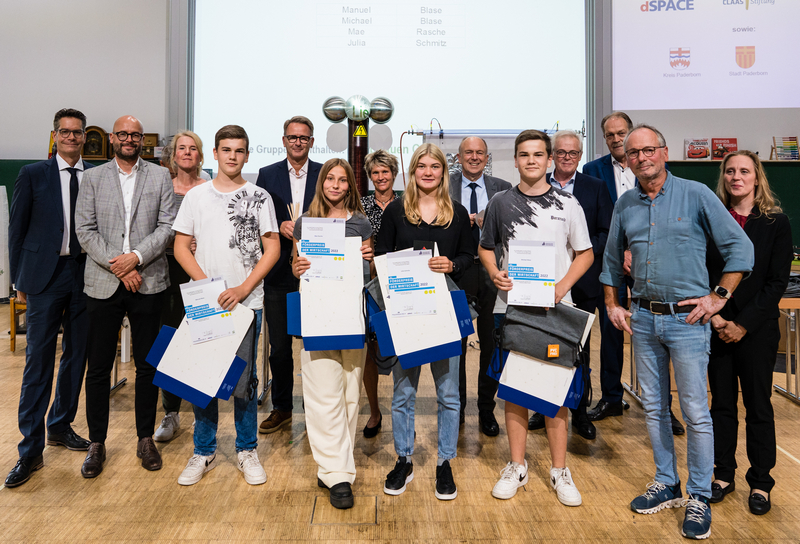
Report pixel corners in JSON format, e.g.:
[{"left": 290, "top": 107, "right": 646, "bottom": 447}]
[
  {"left": 55, "top": 153, "right": 83, "bottom": 172},
  {"left": 114, "top": 157, "right": 141, "bottom": 174},
  {"left": 289, "top": 159, "right": 309, "bottom": 176}
]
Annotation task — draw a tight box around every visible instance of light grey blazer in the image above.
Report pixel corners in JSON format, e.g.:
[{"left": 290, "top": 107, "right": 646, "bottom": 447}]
[
  {"left": 449, "top": 170, "right": 512, "bottom": 206},
  {"left": 75, "top": 159, "right": 176, "bottom": 300}
]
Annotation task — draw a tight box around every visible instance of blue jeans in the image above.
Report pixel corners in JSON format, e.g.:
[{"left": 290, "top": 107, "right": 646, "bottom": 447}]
[
  {"left": 193, "top": 309, "right": 262, "bottom": 455},
  {"left": 391, "top": 356, "right": 460, "bottom": 460},
  {"left": 630, "top": 302, "right": 713, "bottom": 498}
]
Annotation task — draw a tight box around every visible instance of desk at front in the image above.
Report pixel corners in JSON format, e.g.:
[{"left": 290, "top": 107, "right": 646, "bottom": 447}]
[{"left": 777, "top": 297, "right": 800, "bottom": 406}]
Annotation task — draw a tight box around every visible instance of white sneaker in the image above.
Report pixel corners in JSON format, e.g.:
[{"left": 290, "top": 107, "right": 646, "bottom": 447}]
[
  {"left": 178, "top": 454, "right": 216, "bottom": 486},
  {"left": 237, "top": 449, "right": 267, "bottom": 485},
  {"left": 492, "top": 461, "right": 529, "bottom": 500},
  {"left": 154, "top": 412, "right": 180, "bottom": 442},
  {"left": 550, "top": 466, "right": 582, "bottom": 506}
]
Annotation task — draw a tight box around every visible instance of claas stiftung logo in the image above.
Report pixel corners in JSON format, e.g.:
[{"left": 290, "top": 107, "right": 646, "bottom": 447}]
[{"left": 640, "top": 0, "right": 695, "bottom": 11}]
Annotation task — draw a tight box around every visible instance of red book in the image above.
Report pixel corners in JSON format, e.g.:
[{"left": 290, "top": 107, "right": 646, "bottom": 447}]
[{"left": 711, "top": 138, "right": 738, "bottom": 160}]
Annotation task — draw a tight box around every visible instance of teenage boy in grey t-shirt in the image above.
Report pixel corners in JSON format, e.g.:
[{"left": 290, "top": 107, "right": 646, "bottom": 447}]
[{"left": 479, "top": 130, "right": 593, "bottom": 507}]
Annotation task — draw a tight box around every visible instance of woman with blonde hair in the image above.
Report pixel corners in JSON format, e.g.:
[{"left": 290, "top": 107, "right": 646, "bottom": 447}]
[
  {"left": 155, "top": 130, "right": 208, "bottom": 442},
  {"left": 374, "top": 143, "right": 474, "bottom": 500},
  {"left": 707, "top": 150, "right": 792, "bottom": 515},
  {"left": 291, "top": 158, "right": 374, "bottom": 509}
]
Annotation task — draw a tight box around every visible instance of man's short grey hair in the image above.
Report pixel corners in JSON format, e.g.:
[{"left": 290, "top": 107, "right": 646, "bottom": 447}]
[
  {"left": 283, "top": 115, "right": 314, "bottom": 136},
  {"left": 624, "top": 124, "right": 667, "bottom": 150},
  {"left": 457, "top": 136, "right": 488, "bottom": 155},
  {"left": 160, "top": 142, "right": 173, "bottom": 165},
  {"left": 551, "top": 130, "right": 583, "bottom": 153}
]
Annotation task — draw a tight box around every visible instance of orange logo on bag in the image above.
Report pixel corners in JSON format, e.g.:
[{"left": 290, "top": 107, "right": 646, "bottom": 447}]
[{"left": 548, "top": 344, "right": 559, "bottom": 358}]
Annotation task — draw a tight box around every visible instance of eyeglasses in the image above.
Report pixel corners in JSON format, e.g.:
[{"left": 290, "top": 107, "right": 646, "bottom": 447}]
[
  {"left": 285, "top": 135, "right": 311, "bottom": 144},
  {"left": 555, "top": 150, "right": 581, "bottom": 159},
  {"left": 114, "top": 131, "right": 143, "bottom": 142},
  {"left": 625, "top": 146, "right": 665, "bottom": 160},
  {"left": 57, "top": 129, "right": 84, "bottom": 138}
]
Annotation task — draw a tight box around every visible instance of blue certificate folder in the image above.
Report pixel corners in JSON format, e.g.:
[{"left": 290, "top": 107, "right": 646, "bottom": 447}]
[
  {"left": 366, "top": 288, "right": 474, "bottom": 369},
  {"left": 286, "top": 291, "right": 366, "bottom": 351},
  {"left": 146, "top": 326, "right": 247, "bottom": 409},
  {"left": 489, "top": 348, "right": 587, "bottom": 419}
]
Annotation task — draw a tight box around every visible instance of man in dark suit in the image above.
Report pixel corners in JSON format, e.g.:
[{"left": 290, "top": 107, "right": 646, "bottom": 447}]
[
  {"left": 581, "top": 112, "right": 635, "bottom": 423},
  {"left": 449, "top": 136, "right": 511, "bottom": 436},
  {"left": 75, "top": 115, "right": 176, "bottom": 478},
  {"left": 527, "top": 130, "right": 613, "bottom": 440},
  {"left": 255, "top": 116, "right": 322, "bottom": 434},
  {"left": 6, "top": 109, "right": 93, "bottom": 487}
]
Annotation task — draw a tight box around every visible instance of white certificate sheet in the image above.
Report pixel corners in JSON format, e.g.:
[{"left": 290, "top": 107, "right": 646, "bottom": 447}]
[
  {"left": 299, "top": 217, "right": 346, "bottom": 281},
  {"left": 507, "top": 240, "right": 556, "bottom": 308},
  {"left": 180, "top": 277, "right": 236, "bottom": 344},
  {"left": 386, "top": 250, "right": 437, "bottom": 318}
]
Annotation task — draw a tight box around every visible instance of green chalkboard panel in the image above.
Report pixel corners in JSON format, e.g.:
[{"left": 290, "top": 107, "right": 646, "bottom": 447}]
[{"left": 668, "top": 161, "right": 799, "bottom": 244}]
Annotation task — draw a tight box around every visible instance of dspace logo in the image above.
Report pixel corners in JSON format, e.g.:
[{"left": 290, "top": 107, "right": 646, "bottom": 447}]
[{"left": 641, "top": 0, "right": 695, "bottom": 11}]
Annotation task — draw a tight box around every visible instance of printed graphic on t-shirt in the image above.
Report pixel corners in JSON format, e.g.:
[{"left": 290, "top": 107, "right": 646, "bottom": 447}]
[
  {"left": 497, "top": 190, "right": 565, "bottom": 256},
  {"left": 227, "top": 188, "right": 268, "bottom": 270}
]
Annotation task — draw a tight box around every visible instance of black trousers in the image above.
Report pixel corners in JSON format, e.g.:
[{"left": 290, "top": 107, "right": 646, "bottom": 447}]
[
  {"left": 457, "top": 262, "right": 499, "bottom": 414},
  {"left": 708, "top": 318, "right": 779, "bottom": 492},
  {"left": 159, "top": 255, "right": 190, "bottom": 414},
  {"left": 85, "top": 285, "right": 163, "bottom": 443},
  {"left": 264, "top": 279, "right": 299, "bottom": 412},
  {"left": 571, "top": 292, "right": 603, "bottom": 417}
]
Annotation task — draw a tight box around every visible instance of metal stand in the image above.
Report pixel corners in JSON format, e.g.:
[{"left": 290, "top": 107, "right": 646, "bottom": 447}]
[
  {"left": 258, "top": 313, "right": 271, "bottom": 405},
  {"left": 622, "top": 340, "right": 643, "bottom": 407},
  {"left": 111, "top": 316, "right": 130, "bottom": 394},
  {"left": 775, "top": 305, "right": 800, "bottom": 406}
]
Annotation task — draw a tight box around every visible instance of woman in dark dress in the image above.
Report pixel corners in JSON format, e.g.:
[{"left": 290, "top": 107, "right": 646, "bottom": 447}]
[
  {"left": 360, "top": 150, "right": 400, "bottom": 438},
  {"left": 707, "top": 150, "right": 792, "bottom": 515}
]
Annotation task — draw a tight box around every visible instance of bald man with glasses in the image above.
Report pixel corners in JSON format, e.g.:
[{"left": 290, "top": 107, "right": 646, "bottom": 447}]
[{"left": 75, "top": 115, "right": 176, "bottom": 478}]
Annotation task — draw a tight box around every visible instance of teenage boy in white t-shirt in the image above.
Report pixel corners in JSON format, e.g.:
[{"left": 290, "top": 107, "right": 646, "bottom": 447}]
[
  {"left": 479, "top": 130, "right": 594, "bottom": 506},
  {"left": 172, "top": 125, "right": 280, "bottom": 486}
]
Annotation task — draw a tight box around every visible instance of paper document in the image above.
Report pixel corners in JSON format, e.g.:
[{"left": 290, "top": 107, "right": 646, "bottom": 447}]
[
  {"left": 507, "top": 240, "right": 556, "bottom": 307},
  {"left": 386, "top": 250, "right": 437, "bottom": 317},
  {"left": 180, "top": 277, "right": 236, "bottom": 344},
  {"left": 299, "top": 217, "right": 346, "bottom": 280}
]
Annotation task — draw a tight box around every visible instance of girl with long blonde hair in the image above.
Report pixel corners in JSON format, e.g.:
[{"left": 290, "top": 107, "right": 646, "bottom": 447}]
[{"left": 373, "top": 143, "right": 475, "bottom": 501}]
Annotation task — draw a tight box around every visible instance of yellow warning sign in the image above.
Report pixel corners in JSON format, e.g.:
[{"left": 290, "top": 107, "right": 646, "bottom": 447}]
[{"left": 353, "top": 125, "right": 367, "bottom": 137}]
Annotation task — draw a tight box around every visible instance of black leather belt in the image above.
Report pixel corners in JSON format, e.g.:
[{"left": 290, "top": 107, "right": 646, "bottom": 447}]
[{"left": 633, "top": 298, "right": 696, "bottom": 315}]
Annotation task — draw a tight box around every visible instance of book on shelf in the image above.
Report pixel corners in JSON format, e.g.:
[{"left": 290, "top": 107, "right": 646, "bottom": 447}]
[
  {"left": 684, "top": 138, "right": 711, "bottom": 160},
  {"left": 711, "top": 138, "right": 738, "bottom": 160}
]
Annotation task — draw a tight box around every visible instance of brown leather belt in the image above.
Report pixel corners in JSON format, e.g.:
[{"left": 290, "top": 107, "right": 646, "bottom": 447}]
[{"left": 633, "top": 298, "right": 696, "bottom": 315}]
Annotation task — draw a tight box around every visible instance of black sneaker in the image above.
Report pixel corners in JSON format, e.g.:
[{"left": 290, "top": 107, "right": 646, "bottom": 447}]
[
  {"left": 435, "top": 460, "right": 457, "bottom": 500},
  {"left": 384, "top": 457, "right": 414, "bottom": 495}
]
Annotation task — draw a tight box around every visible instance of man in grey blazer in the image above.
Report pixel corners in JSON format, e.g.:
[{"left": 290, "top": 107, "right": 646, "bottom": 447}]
[
  {"left": 75, "top": 115, "right": 176, "bottom": 478},
  {"left": 449, "top": 136, "right": 511, "bottom": 436}
]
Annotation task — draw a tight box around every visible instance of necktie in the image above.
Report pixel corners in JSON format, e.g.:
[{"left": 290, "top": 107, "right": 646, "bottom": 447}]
[
  {"left": 66, "top": 167, "right": 80, "bottom": 257},
  {"left": 467, "top": 182, "right": 480, "bottom": 247}
]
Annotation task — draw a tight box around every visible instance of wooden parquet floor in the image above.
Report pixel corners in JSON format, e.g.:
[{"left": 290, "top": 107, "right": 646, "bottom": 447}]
[{"left": 1, "top": 308, "right": 799, "bottom": 543}]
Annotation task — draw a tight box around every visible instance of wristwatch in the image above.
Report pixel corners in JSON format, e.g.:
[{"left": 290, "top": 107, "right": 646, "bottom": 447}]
[{"left": 712, "top": 285, "right": 731, "bottom": 299}]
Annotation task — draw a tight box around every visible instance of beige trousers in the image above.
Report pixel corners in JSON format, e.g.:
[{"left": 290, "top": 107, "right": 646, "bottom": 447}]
[{"left": 301, "top": 348, "right": 366, "bottom": 487}]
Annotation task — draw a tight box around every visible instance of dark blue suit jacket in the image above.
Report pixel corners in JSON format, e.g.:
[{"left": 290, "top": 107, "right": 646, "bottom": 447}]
[
  {"left": 547, "top": 171, "right": 613, "bottom": 300},
  {"left": 10, "top": 156, "right": 94, "bottom": 295},
  {"left": 582, "top": 153, "right": 618, "bottom": 203},
  {"left": 255, "top": 158, "right": 322, "bottom": 287}
]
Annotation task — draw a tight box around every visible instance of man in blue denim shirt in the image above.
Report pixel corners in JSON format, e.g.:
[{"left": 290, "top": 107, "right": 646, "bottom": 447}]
[{"left": 600, "top": 124, "right": 753, "bottom": 540}]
